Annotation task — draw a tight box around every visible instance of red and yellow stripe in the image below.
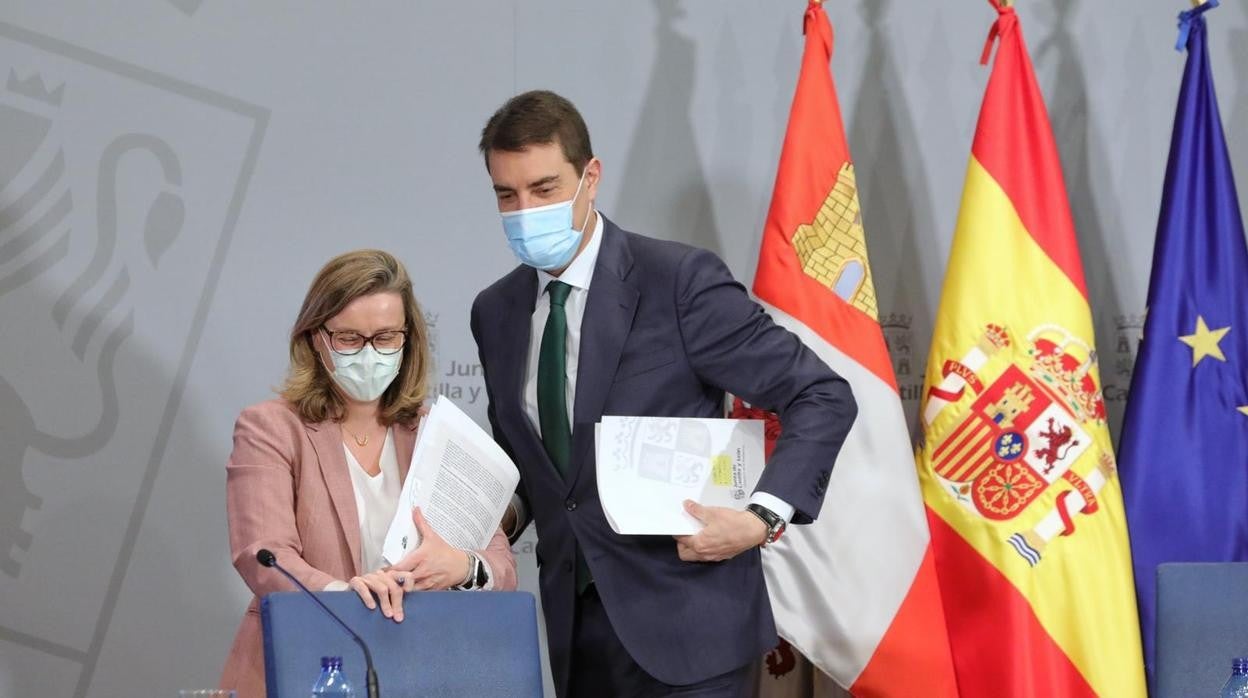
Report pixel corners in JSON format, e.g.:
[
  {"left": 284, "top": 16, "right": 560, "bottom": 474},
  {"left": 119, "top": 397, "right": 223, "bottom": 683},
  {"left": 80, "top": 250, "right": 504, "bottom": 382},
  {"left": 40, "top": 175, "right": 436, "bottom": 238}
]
[{"left": 916, "top": 4, "right": 1145, "bottom": 696}]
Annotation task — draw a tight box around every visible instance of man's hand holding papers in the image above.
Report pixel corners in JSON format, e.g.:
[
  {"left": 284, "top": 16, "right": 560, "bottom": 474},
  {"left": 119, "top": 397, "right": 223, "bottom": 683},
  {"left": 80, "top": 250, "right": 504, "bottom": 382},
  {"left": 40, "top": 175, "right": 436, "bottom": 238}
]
[
  {"left": 673, "top": 500, "right": 769, "bottom": 562},
  {"left": 595, "top": 416, "right": 765, "bottom": 538}
]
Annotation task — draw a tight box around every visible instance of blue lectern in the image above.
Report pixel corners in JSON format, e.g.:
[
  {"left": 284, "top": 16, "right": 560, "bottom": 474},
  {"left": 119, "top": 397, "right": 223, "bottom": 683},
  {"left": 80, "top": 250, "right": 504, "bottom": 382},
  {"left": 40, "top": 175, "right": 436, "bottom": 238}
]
[
  {"left": 261, "top": 590, "right": 543, "bottom": 697},
  {"left": 1155, "top": 562, "right": 1248, "bottom": 698}
]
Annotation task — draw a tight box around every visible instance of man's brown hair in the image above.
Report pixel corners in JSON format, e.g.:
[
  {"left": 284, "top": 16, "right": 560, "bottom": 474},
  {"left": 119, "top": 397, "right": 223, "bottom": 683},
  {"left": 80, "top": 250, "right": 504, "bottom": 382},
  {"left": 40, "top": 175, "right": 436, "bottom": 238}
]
[
  {"left": 280, "top": 249, "right": 430, "bottom": 426},
  {"left": 479, "top": 90, "right": 594, "bottom": 174}
]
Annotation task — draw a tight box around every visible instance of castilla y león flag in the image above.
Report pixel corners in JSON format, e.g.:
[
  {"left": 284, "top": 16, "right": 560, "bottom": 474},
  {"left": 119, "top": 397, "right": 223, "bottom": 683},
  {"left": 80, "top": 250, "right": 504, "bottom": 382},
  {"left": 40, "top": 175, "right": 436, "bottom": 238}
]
[
  {"left": 914, "top": 2, "right": 1146, "bottom": 696},
  {"left": 739, "top": 2, "right": 957, "bottom": 695}
]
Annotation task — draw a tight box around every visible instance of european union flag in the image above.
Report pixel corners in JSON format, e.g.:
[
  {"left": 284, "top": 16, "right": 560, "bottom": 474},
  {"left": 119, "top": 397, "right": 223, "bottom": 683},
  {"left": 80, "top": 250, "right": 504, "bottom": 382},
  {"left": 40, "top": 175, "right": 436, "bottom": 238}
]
[{"left": 1119, "top": 0, "right": 1248, "bottom": 681}]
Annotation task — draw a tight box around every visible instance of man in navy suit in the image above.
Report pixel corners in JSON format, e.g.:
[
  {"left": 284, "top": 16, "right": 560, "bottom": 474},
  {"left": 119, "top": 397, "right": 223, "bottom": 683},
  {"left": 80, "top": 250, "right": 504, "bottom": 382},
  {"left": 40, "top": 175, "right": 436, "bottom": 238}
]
[{"left": 470, "top": 90, "right": 857, "bottom": 697}]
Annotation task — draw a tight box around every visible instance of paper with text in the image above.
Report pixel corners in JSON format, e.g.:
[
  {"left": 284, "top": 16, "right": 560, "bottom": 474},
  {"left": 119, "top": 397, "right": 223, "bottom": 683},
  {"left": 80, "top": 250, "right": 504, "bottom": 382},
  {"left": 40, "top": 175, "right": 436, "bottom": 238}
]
[
  {"left": 596, "top": 416, "right": 764, "bottom": 535},
  {"left": 382, "top": 395, "right": 520, "bottom": 564}
]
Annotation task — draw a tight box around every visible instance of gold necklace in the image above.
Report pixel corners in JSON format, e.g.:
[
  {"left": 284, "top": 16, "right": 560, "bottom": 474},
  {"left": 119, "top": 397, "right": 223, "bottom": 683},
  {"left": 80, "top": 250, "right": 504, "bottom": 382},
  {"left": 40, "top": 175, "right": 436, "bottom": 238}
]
[{"left": 342, "top": 425, "right": 370, "bottom": 447}]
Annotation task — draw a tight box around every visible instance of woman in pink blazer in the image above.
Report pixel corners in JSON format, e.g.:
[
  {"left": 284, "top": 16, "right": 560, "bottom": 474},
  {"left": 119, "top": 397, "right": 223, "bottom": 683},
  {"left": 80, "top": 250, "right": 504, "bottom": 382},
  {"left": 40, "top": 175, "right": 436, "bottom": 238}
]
[{"left": 220, "top": 250, "right": 517, "bottom": 697}]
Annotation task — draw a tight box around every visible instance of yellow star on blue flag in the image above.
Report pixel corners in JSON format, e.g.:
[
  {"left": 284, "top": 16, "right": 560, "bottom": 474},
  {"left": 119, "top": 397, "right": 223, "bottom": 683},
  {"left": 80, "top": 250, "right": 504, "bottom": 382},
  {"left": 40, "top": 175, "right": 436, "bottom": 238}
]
[{"left": 1178, "top": 315, "right": 1230, "bottom": 365}]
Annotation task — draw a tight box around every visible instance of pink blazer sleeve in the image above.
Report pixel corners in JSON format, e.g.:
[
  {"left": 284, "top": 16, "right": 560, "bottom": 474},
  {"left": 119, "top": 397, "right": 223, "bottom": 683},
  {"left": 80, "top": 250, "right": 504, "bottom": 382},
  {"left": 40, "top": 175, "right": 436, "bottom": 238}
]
[
  {"left": 226, "top": 402, "right": 338, "bottom": 596},
  {"left": 478, "top": 526, "right": 518, "bottom": 591}
]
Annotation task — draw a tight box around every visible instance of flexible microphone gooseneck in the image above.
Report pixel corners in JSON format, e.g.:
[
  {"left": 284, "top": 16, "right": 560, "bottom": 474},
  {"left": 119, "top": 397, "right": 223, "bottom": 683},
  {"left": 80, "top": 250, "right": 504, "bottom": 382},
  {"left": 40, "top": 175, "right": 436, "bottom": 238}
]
[{"left": 256, "top": 549, "right": 380, "bottom": 698}]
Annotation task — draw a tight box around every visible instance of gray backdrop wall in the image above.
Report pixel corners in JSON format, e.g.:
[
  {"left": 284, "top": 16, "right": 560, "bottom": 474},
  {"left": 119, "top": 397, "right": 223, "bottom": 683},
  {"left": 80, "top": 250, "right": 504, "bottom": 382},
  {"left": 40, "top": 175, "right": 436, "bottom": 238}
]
[{"left": 1, "top": 1, "right": 1245, "bottom": 696}]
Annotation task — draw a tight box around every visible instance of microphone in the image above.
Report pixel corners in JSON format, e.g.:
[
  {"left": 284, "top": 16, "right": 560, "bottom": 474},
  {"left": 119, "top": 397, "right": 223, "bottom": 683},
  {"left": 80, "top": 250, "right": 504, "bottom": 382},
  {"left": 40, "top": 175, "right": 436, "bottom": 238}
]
[{"left": 256, "top": 549, "right": 380, "bottom": 698}]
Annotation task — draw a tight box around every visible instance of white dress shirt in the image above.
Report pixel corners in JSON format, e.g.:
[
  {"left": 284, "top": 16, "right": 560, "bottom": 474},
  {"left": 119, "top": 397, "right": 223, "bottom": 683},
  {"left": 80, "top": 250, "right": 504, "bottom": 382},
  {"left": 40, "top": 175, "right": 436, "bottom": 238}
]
[
  {"left": 523, "top": 211, "right": 604, "bottom": 429},
  {"left": 519, "top": 211, "right": 794, "bottom": 523}
]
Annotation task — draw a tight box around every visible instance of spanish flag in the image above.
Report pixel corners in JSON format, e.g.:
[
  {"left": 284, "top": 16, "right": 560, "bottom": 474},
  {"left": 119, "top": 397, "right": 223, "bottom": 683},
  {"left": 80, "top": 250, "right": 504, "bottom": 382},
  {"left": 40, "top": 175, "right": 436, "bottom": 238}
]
[
  {"left": 742, "top": 2, "right": 957, "bottom": 695},
  {"left": 915, "top": 2, "right": 1146, "bottom": 696}
]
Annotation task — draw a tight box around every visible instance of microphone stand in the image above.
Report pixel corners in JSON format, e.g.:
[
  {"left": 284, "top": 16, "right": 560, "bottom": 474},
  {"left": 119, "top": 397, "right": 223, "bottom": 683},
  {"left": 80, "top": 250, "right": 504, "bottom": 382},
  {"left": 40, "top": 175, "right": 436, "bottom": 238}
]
[{"left": 257, "top": 549, "right": 380, "bottom": 698}]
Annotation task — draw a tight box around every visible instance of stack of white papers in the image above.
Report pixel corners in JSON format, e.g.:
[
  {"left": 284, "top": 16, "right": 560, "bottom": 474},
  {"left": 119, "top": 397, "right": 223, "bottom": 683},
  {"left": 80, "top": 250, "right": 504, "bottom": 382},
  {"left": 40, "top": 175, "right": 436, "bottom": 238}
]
[
  {"left": 382, "top": 396, "right": 520, "bottom": 564},
  {"left": 596, "top": 416, "right": 764, "bottom": 535}
]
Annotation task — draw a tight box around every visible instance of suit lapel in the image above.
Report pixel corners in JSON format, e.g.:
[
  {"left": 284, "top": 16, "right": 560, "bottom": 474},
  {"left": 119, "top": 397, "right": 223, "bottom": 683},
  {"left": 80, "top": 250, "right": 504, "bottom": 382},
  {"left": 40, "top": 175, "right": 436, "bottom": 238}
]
[
  {"left": 499, "top": 271, "right": 536, "bottom": 415},
  {"left": 494, "top": 269, "right": 559, "bottom": 477},
  {"left": 568, "top": 219, "right": 638, "bottom": 490},
  {"left": 304, "top": 420, "right": 362, "bottom": 576}
]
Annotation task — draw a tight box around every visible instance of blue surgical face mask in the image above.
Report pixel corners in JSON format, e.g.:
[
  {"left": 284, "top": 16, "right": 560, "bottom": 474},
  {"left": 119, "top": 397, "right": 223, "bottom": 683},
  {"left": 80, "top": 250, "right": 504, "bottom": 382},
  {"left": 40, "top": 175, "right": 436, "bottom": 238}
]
[{"left": 499, "top": 167, "right": 592, "bottom": 270}]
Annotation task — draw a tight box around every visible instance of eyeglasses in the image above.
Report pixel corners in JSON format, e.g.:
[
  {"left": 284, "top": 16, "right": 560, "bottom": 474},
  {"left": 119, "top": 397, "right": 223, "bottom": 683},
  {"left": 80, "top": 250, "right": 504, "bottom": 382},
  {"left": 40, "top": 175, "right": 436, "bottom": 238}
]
[{"left": 320, "top": 326, "right": 407, "bottom": 356}]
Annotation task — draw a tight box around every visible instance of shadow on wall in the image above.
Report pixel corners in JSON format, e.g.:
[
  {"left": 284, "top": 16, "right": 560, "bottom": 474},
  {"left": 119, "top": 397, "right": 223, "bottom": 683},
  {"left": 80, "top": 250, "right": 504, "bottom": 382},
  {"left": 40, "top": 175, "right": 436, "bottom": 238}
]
[
  {"left": 1228, "top": 23, "right": 1248, "bottom": 197},
  {"left": 85, "top": 387, "right": 235, "bottom": 697},
  {"left": 848, "top": 0, "right": 940, "bottom": 437},
  {"left": 0, "top": 266, "right": 136, "bottom": 698},
  {"left": 616, "top": 0, "right": 722, "bottom": 257},
  {"left": 0, "top": 285, "right": 216, "bottom": 698},
  {"left": 705, "top": 14, "right": 764, "bottom": 277},
  {"left": 1033, "top": 0, "right": 1130, "bottom": 441}
]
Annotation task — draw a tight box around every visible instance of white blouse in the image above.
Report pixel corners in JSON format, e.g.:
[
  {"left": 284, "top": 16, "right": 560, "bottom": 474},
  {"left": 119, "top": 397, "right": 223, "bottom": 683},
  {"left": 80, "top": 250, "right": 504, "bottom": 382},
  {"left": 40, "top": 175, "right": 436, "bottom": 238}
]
[{"left": 343, "top": 428, "right": 401, "bottom": 574}]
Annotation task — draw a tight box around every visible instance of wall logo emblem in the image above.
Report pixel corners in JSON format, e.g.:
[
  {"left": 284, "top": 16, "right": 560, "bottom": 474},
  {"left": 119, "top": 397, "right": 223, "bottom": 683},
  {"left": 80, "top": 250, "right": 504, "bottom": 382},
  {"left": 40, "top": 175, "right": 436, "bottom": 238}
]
[{"left": 0, "top": 20, "right": 266, "bottom": 696}]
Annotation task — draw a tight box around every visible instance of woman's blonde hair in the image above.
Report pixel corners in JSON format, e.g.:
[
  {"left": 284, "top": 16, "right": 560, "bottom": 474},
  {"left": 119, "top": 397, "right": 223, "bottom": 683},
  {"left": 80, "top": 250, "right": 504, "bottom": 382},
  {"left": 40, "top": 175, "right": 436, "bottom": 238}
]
[{"left": 280, "top": 250, "right": 430, "bottom": 425}]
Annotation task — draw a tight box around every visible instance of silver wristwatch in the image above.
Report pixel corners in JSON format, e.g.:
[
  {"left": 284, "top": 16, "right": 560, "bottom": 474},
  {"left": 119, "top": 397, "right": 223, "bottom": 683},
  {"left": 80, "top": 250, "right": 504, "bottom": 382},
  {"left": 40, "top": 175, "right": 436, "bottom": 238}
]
[
  {"left": 459, "top": 551, "right": 488, "bottom": 590},
  {"left": 747, "top": 503, "right": 787, "bottom": 547}
]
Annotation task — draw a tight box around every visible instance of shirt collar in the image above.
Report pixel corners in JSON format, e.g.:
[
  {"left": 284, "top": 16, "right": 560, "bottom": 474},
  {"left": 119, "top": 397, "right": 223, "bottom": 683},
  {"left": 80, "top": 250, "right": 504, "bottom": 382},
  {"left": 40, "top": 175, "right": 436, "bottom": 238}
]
[{"left": 536, "top": 209, "right": 603, "bottom": 295}]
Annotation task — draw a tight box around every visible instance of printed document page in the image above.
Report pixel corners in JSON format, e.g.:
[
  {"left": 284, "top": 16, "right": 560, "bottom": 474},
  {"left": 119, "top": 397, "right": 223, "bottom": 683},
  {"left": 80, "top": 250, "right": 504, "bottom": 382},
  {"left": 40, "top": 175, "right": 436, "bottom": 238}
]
[
  {"left": 382, "top": 395, "right": 520, "bottom": 563},
  {"left": 597, "top": 416, "right": 764, "bottom": 535}
]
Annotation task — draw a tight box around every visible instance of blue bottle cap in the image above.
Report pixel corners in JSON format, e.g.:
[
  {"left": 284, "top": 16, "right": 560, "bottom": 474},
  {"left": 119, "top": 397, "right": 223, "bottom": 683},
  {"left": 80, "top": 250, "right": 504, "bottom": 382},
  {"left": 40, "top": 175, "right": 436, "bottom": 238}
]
[{"left": 320, "top": 656, "right": 331, "bottom": 668}]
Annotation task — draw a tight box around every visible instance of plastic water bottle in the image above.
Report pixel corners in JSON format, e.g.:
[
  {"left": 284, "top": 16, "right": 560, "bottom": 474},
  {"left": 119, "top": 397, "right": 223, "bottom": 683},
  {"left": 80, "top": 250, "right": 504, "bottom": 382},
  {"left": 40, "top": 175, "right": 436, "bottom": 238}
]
[
  {"left": 310, "top": 657, "right": 332, "bottom": 696},
  {"left": 1222, "top": 657, "right": 1248, "bottom": 698},
  {"left": 311, "top": 656, "right": 355, "bottom": 697}
]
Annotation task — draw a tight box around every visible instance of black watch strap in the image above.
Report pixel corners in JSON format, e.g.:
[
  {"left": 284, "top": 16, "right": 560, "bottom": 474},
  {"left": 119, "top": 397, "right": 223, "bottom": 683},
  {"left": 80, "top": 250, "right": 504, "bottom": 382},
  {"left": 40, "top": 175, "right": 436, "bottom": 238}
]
[
  {"left": 474, "top": 553, "right": 489, "bottom": 588},
  {"left": 747, "top": 503, "right": 787, "bottom": 547}
]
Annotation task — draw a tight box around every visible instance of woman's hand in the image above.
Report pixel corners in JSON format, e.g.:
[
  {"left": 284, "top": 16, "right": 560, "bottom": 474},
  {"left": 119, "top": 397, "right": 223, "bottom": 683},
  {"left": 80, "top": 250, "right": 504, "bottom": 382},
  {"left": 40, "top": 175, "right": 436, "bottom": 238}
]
[
  {"left": 348, "top": 568, "right": 414, "bottom": 622},
  {"left": 389, "top": 507, "right": 472, "bottom": 591}
]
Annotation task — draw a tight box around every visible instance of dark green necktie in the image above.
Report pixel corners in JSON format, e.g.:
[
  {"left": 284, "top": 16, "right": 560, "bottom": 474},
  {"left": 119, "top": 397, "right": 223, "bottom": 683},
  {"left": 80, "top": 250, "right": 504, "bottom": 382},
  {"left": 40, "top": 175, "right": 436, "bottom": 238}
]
[
  {"left": 537, "top": 280, "right": 593, "bottom": 593},
  {"left": 537, "top": 280, "right": 573, "bottom": 476}
]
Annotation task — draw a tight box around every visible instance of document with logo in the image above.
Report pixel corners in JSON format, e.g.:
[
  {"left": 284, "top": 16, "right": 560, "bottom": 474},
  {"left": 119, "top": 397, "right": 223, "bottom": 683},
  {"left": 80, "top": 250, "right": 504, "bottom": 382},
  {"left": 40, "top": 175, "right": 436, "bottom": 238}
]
[
  {"left": 382, "top": 395, "right": 520, "bottom": 564},
  {"left": 596, "top": 416, "right": 765, "bottom": 535}
]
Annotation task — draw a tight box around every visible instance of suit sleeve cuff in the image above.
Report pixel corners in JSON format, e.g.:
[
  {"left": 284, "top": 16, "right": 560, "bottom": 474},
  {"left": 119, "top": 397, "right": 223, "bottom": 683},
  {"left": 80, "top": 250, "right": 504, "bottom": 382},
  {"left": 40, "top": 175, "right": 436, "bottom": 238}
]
[{"left": 749, "top": 492, "right": 795, "bottom": 523}]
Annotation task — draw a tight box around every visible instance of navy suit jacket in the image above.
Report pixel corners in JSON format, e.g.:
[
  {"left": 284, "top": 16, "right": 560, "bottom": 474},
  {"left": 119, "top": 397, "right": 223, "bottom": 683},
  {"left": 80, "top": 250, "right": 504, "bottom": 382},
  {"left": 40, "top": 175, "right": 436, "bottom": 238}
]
[{"left": 470, "top": 216, "right": 856, "bottom": 692}]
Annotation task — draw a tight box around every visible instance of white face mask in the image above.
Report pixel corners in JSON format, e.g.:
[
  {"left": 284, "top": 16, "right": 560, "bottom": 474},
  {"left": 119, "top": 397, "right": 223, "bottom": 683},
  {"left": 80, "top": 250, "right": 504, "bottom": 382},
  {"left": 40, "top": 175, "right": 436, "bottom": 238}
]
[{"left": 320, "top": 332, "right": 403, "bottom": 403}]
